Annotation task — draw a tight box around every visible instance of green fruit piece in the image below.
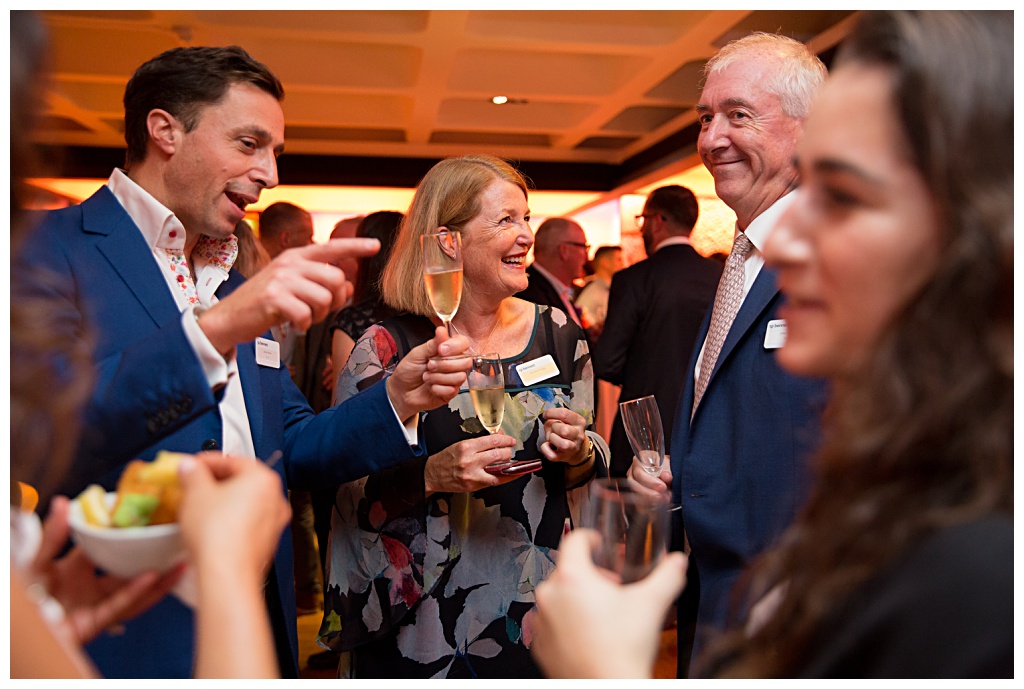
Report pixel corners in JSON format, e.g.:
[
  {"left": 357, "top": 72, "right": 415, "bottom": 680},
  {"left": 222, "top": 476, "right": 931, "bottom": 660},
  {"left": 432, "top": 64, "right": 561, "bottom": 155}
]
[{"left": 112, "top": 493, "right": 160, "bottom": 527}]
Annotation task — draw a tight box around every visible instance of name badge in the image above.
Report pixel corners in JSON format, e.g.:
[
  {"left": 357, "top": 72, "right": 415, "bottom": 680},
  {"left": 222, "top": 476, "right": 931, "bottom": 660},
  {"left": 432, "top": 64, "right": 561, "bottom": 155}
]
[
  {"left": 515, "top": 354, "right": 560, "bottom": 386},
  {"left": 255, "top": 337, "right": 281, "bottom": 368},
  {"left": 764, "top": 319, "right": 787, "bottom": 350}
]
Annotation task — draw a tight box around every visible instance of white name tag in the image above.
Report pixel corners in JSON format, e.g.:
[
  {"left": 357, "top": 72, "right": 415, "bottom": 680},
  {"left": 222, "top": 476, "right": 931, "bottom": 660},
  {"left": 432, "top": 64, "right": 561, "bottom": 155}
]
[
  {"left": 255, "top": 337, "right": 281, "bottom": 368},
  {"left": 764, "top": 319, "right": 787, "bottom": 350},
  {"left": 515, "top": 354, "right": 560, "bottom": 386}
]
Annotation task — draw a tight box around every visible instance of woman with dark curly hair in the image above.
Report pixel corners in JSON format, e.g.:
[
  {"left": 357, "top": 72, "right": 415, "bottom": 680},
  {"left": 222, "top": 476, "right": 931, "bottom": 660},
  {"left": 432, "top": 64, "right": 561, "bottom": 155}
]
[{"left": 532, "top": 10, "right": 1012, "bottom": 679}]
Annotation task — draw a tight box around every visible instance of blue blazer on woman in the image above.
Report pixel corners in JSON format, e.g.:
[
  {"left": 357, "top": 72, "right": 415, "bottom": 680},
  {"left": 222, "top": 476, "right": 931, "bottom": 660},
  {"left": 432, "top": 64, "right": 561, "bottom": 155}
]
[{"left": 16, "top": 186, "right": 423, "bottom": 678}]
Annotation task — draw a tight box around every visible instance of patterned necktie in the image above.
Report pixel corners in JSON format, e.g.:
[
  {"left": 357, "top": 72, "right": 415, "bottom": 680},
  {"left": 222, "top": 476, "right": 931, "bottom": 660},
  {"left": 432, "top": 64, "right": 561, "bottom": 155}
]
[{"left": 692, "top": 232, "right": 753, "bottom": 417}]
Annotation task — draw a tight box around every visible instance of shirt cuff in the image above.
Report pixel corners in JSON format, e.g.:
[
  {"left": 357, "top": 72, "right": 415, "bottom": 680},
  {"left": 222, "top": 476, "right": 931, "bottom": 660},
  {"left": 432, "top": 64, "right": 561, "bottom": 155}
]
[
  {"left": 182, "top": 306, "right": 232, "bottom": 389},
  {"left": 384, "top": 374, "right": 420, "bottom": 447}
]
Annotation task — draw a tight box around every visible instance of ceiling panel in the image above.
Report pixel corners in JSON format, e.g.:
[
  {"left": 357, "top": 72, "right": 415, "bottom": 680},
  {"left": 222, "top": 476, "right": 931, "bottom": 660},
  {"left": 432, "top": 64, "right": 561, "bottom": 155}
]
[
  {"left": 31, "top": 9, "right": 859, "bottom": 211},
  {"left": 282, "top": 91, "right": 414, "bottom": 127},
  {"left": 448, "top": 49, "right": 649, "bottom": 97}
]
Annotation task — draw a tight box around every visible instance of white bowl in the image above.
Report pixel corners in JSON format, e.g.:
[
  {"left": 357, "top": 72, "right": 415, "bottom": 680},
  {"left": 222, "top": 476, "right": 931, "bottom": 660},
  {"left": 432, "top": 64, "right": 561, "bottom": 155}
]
[{"left": 67, "top": 491, "right": 186, "bottom": 578}]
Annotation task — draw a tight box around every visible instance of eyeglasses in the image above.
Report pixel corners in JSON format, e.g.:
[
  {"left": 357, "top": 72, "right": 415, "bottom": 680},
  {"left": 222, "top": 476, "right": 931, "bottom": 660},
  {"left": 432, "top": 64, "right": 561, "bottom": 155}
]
[
  {"left": 561, "top": 241, "right": 591, "bottom": 251},
  {"left": 635, "top": 213, "right": 660, "bottom": 228}
]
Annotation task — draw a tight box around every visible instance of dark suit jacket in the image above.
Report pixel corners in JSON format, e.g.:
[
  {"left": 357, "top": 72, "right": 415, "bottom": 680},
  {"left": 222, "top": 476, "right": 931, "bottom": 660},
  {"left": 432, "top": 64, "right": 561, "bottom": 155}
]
[
  {"left": 15, "top": 186, "right": 423, "bottom": 678},
  {"left": 592, "top": 243, "right": 722, "bottom": 475},
  {"left": 517, "top": 264, "right": 575, "bottom": 320},
  {"left": 671, "top": 262, "right": 828, "bottom": 675}
]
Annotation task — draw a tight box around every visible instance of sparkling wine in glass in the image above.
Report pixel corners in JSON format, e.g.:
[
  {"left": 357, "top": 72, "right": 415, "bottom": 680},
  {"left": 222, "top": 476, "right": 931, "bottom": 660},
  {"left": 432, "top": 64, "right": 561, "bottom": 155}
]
[
  {"left": 618, "top": 395, "right": 666, "bottom": 477},
  {"left": 421, "top": 230, "right": 463, "bottom": 335},
  {"left": 469, "top": 354, "right": 505, "bottom": 435}
]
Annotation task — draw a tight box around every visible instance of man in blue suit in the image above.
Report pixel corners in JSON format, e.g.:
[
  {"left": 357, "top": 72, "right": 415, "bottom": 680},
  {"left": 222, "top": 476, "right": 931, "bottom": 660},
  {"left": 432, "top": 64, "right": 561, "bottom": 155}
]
[
  {"left": 627, "top": 34, "right": 829, "bottom": 676},
  {"left": 14, "top": 46, "right": 475, "bottom": 678}
]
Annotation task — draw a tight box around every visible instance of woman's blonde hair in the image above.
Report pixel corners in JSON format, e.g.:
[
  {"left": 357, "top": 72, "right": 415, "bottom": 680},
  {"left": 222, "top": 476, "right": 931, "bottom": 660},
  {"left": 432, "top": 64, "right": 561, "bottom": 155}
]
[{"left": 382, "top": 155, "right": 530, "bottom": 316}]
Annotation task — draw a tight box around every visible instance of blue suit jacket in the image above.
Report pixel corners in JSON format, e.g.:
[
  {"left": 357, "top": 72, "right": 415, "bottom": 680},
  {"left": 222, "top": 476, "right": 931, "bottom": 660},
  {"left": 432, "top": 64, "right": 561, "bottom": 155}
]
[
  {"left": 670, "top": 262, "right": 828, "bottom": 673},
  {"left": 16, "top": 187, "right": 423, "bottom": 678}
]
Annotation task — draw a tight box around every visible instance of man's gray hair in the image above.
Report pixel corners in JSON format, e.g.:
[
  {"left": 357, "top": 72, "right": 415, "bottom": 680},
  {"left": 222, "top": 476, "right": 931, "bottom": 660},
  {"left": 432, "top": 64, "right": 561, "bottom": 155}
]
[{"left": 704, "top": 32, "right": 827, "bottom": 119}]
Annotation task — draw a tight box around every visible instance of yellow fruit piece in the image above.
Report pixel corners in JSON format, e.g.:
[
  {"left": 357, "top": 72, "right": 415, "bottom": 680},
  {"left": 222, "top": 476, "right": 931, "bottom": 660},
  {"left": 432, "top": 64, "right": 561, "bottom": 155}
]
[
  {"left": 143, "top": 451, "right": 187, "bottom": 485},
  {"left": 79, "top": 484, "right": 112, "bottom": 527}
]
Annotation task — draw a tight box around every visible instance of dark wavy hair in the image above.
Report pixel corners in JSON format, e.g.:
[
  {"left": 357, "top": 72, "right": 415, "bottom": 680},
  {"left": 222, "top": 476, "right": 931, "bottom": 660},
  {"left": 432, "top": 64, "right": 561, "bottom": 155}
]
[
  {"left": 354, "top": 211, "right": 404, "bottom": 305},
  {"left": 710, "top": 10, "right": 1013, "bottom": 677},
  {"left": 123, "top": 45, "right": 283, "bottom": 167}
]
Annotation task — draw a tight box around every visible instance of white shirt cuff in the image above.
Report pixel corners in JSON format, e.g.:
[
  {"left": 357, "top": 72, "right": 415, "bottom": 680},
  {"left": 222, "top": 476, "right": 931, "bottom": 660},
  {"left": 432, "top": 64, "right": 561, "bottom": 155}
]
[
  {"left": 385, "top": 377, "right": 420, "bottom": 447},
  {"left": 182, "top": 306, "right": 232, "bottom": 389}
]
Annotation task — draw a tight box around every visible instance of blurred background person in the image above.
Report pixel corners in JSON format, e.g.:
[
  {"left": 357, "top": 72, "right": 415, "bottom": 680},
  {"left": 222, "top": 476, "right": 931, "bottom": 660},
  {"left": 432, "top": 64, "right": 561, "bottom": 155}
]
[
  {"left": 328, "top": 210, "right": 404, "bottom": 383},
  {"left": 232, "top": 220, "right": 271, "bottom": 278},
  {"left": 573, "top": 244, "right": 623, "bottom": 342},
  {"left": 517, "top": 217, "right": 589, "bottom": 328},
  {"left": 257, "top": 200, "right": 315, "bottom": 259},
  {"left": 317, "top": 155, "right": 604, "bottom": 678},
  {"left": 533, "top": 9, "right": 1012, "bottom": 679},
  {"left": 594, "top": 185, "right": 721, "bottom": 477}
]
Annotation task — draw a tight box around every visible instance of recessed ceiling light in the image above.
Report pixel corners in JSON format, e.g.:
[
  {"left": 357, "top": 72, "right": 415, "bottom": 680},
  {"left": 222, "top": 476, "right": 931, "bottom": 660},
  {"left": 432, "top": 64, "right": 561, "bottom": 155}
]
[{"left": 491, "top": 96, "right": 509, "bottom": 105}]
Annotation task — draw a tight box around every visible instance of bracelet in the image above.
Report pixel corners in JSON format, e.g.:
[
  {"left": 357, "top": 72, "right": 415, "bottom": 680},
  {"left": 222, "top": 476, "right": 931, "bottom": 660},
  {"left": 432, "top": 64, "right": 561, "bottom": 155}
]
[{"left": 566, "top": 437, "right": 595, "bottom": 468}]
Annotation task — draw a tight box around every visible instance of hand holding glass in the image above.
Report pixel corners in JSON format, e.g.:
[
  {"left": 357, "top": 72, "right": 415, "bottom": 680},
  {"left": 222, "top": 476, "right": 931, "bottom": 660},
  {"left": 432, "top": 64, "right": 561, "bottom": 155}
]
[
  {"left": 469, "top": 355, "right": 542, "bottom": 476},
  {"left": 585, "top": 478, "right": 671, "bottom": 584},
  {"left": 619, "top": 395, "right": 666, "bottom": 477},
  {"left": 469, "top": 354, "right": 505, "bottom": 435},
  {"left": 421, "top": 230, "right": 463, "bottom": 336}
]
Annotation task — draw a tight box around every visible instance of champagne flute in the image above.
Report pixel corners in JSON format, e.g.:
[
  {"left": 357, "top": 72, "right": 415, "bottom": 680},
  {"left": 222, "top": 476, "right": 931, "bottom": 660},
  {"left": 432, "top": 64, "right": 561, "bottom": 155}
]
[
  {"left": 421, "top": 229, "right": 463, "bottom": 336},
  {"left": 618, "top": 395, "right": 665, "bottom": 477},
  {"left": 585, "top": 478, "right": 671, "bottom": 583},
  {"left": 469, "top": 353, "right": 505, "bottom": 435},
  {"left": 469, "top": 354, "right": 542, "bottom": 477}
]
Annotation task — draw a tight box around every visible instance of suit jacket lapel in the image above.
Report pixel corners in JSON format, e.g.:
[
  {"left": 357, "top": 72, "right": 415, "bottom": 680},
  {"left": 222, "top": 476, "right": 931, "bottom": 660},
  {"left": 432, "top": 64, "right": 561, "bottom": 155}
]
[{"left": 84, "top": 187, "right": 181, "bottom": 328}]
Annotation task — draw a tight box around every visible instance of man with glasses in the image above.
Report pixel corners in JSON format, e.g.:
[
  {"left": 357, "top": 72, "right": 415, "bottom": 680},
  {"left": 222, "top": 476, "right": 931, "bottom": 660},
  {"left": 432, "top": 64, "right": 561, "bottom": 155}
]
[
  {"left": 594, "top": 185, "right": 722, "bottom": 477},
  {"left": 518, "top": 217, "right": 589, "bottom": 327}
]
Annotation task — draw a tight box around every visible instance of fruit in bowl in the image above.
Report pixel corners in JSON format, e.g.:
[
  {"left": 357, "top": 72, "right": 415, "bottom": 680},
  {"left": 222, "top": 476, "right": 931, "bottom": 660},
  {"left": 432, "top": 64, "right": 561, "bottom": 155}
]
[{"left": 68, "top": 451, "right": 188, "bottom": 578}]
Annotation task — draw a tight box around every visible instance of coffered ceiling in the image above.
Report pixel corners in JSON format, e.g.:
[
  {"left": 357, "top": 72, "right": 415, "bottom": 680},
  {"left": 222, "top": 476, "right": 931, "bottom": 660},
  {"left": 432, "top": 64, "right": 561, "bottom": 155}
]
[{"left": 33, "top": 9, "right": 858, "bottom": 205}]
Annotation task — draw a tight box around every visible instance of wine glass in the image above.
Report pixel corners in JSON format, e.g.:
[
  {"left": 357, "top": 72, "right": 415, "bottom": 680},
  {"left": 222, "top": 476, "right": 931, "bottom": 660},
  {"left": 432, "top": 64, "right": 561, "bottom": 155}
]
[
  {"left": 468, "top": 354, "right": 505, "bottom": 435},
  {"left": 421, "top": 229, "right": 463, "bottom": 336},
  {"left": 618, "top": 395, "right": 665, "bottom": 477},
  {"left": 585, "top": 478, "right": 671, "bottom": 584},
  {"left": 469, "top": 354, "right": 542, "bottom": 477}
]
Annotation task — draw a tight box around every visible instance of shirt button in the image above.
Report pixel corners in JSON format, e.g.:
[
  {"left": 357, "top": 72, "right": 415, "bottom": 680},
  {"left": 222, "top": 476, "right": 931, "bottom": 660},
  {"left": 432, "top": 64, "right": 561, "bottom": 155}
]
[{"left": 201, "top": 439, "right": 219, "bottom": 451}]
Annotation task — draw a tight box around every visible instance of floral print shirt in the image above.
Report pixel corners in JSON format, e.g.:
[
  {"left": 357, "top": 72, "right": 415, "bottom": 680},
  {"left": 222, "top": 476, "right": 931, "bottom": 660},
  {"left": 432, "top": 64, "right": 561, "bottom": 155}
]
[{"left": 317, "top": 305, "right": 596, "bottom": 678}]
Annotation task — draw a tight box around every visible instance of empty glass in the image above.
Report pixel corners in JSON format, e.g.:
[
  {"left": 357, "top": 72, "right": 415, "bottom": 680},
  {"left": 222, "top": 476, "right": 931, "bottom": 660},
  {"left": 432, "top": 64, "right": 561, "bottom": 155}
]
[{"left": 619, "top": 395, "right": 665, "bottom": 476}]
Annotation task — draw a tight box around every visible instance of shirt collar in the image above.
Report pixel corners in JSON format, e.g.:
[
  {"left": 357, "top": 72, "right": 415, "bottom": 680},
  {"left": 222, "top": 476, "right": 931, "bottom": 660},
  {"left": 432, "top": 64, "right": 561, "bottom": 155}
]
[
  {"left": 654, "top": 235, "right": 692, "bottom": 253},
  {"left": 108, "top": 169, "right": 238, "bottom": 273},
  {"left": 739, "top": 190, "right": 797, "bottom": 254},
  {"left": 108, "top": 169, "right": 187, "bottom": 252}
]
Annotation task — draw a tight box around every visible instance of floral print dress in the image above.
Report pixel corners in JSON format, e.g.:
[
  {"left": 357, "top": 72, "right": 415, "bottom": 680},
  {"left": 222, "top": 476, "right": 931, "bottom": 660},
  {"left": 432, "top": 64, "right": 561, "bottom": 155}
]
[{"left": 317, "top": 305, "right": 596, "bottom": 678}]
